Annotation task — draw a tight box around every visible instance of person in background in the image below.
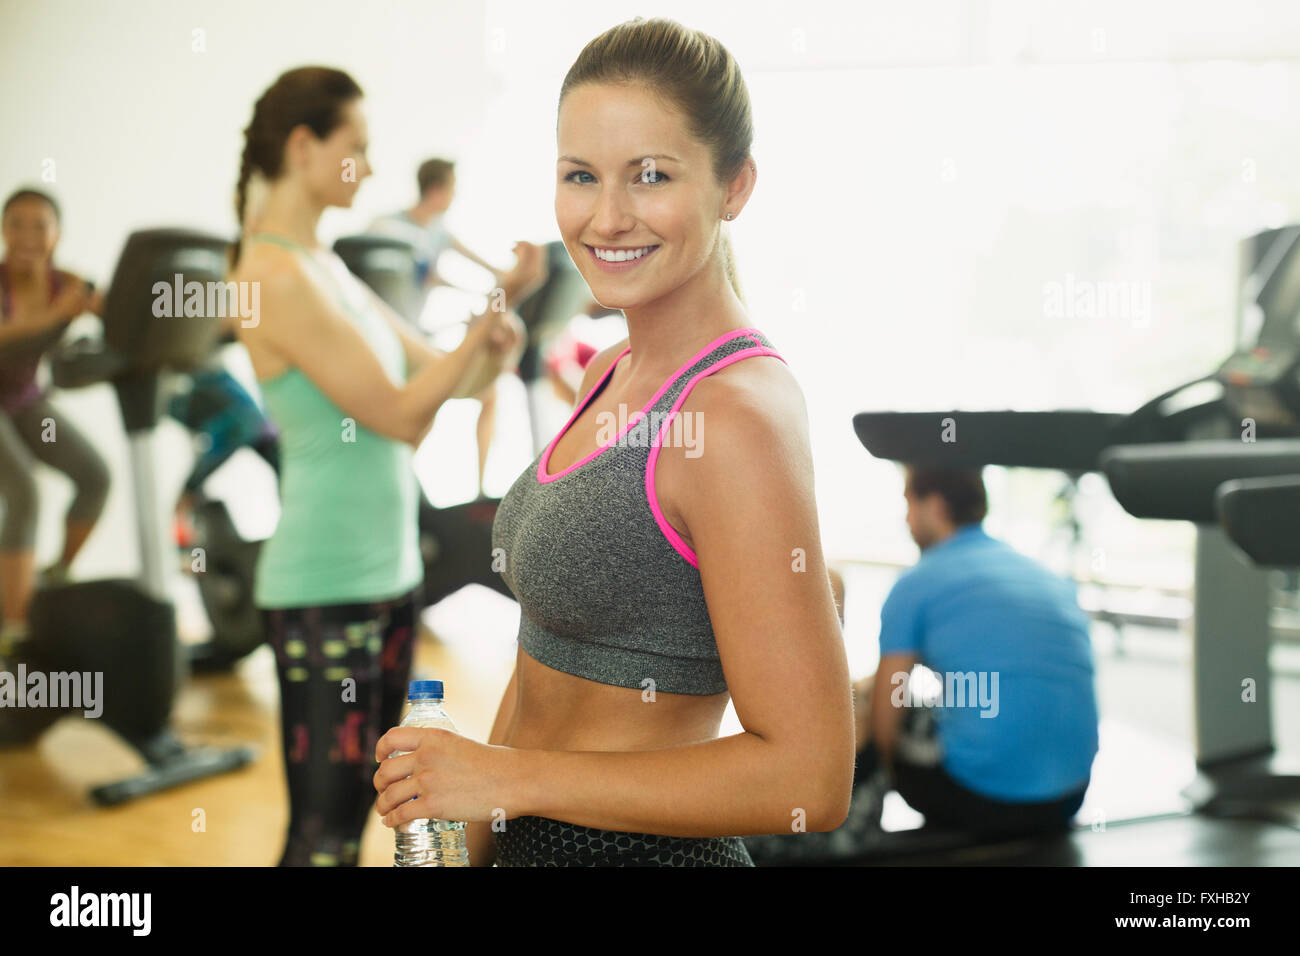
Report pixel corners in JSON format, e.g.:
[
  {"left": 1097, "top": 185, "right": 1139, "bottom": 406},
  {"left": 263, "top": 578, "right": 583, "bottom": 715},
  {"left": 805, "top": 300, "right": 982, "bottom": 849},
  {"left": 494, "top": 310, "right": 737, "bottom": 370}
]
[
  {"left": 858, "top": 464, "right": 1097, "bottom": 836},
  {"left": 167, "top": 314, "right": 281, "bottom": 549},
  {"left": 228, "top": 67, "right": 533, "bottom": 866},
  {"left": 748, "top": 465, "right": 1098, "bottom": 864},
  {"left": 368, "top": 159, "right": 510, "bottom": 499},
  {"left": 0, "top": 188, "right": 109, "bottom": 655}
]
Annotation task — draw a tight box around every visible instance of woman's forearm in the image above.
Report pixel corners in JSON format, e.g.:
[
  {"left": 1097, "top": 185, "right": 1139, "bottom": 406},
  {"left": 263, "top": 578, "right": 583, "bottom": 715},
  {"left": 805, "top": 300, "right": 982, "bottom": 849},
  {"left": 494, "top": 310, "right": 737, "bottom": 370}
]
[
  {"left": 396, "top": 323, "right": 489, "bottom": 438},
  {"left": 506, "top": 732, "right": 844, "bottom": 838},
  {"left": 466, "top": 668, "right": 519, "bottom": 867},
  {"left": 451, "top": 344, "right": 501, "bottom": 399}
]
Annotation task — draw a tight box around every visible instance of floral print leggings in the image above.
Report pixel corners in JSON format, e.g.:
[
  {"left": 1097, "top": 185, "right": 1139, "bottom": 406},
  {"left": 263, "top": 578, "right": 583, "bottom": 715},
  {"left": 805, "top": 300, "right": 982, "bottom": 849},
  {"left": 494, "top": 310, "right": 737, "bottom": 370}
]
[{"left": 261, "top": 589, "right": 419, "bottom": 866}]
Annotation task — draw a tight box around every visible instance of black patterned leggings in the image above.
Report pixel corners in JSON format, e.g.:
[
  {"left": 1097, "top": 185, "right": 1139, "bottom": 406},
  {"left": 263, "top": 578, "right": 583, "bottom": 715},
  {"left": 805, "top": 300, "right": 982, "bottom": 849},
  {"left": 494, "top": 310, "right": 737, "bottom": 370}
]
[
  {"left": 261, "top": 588, "right": 419, "bottom": 867},
  {"left": 494, "top": 816, "right": 755, "bottom": 867}
]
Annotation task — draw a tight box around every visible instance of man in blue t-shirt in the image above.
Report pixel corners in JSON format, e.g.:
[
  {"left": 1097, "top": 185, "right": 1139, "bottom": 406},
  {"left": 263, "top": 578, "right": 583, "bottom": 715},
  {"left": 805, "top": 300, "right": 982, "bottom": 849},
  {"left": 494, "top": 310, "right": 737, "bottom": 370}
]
[{"left": 853, "top": 465, "right": 1099, "bottom": 835}]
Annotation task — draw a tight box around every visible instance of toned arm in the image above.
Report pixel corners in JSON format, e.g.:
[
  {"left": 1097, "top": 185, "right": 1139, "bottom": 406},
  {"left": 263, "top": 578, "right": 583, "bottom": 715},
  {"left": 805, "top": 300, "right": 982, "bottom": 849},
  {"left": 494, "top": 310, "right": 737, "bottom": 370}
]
[
  {"left": 509, "top": 363, "right": 855, "bottom": 834},
  {"left": 465, "top": 666, "right": 520, "bottom": 867},
  {"left": 237, "top": 250, "right": 490, "bottom": 447}
]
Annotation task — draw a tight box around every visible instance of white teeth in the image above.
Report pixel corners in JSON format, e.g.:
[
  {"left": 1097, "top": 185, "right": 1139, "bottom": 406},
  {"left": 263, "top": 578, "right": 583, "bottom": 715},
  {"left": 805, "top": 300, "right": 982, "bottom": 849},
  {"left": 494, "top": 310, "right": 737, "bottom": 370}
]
[{"left": 593, "top": 246, "right": 653, "bottom": 262}]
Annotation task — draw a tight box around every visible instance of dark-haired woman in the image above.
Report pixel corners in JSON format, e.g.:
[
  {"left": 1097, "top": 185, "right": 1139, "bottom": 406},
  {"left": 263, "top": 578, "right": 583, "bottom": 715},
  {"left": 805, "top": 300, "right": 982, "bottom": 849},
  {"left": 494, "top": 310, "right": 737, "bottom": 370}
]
[
  {"left": 228, "top": 66, "right": 535, "bottom": 866},
  {"left": 373, "top": 18, "right": 854, "bottom": 867},
  {"left": 0, "top": 189, "right": 109, "bottom": 654}
]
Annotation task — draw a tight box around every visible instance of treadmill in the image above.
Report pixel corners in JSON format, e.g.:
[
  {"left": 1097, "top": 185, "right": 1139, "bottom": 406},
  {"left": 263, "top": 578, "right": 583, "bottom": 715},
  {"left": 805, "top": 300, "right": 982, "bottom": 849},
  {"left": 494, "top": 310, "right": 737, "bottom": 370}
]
[{"left": 853, "top": 224, "right": 1300, "bottom": 827}]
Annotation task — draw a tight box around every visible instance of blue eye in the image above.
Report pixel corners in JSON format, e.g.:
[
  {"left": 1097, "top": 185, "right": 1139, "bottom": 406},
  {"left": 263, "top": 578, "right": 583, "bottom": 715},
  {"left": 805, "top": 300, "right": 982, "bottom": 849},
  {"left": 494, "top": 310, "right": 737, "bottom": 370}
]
[{"left": 561, "top": 169, "right": 670, "bottom": 185}]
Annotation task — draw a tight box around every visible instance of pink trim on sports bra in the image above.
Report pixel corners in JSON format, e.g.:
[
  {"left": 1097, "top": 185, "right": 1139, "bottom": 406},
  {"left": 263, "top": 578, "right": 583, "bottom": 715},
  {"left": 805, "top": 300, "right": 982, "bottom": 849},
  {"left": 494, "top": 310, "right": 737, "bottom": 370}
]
[
  {"left": 645, "top": 342, "right": 787, "bottom": 569},
  {"left": 537, "top": 326, "right": 769, "bottom": 483}
]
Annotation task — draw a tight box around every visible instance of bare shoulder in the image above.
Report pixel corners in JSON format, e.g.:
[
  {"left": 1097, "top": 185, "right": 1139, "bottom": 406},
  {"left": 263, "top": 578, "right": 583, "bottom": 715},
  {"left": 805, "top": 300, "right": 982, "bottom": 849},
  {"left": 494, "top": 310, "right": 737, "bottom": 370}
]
[
  {"left": 664, "top": 340, "right": 817, "bottom": 558},
  {"left": 231, "top": 242, "right": 328, "bottom": 343},
  {"left": 688, "top": 347, "right": 808, "bottom": 452},
  {"left": 231, "top": 240, "right": 308, "bottom": 294},
  {"left": 229, "top": 242, "right": 329, "bottom": 377}
]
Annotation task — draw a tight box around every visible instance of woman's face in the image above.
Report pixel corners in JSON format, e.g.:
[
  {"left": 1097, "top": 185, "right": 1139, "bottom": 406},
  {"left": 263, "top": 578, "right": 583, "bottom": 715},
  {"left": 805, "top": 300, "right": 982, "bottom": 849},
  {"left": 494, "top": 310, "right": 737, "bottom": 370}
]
[
  {"left": 556, "top": 82, "right": 731, "bottom": 310},
  {"left": 1, "top": 197, "right": 60, "bottom": 270},
  {"left": 296, "top": 98, "right": 371, "bottom": 209}
]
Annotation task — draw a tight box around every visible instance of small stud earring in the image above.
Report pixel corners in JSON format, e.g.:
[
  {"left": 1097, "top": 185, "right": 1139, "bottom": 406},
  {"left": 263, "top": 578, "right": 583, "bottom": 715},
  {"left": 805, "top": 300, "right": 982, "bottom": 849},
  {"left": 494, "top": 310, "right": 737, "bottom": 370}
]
[{"left": 725, "top": 213, "right": 734, "bottom": 220}]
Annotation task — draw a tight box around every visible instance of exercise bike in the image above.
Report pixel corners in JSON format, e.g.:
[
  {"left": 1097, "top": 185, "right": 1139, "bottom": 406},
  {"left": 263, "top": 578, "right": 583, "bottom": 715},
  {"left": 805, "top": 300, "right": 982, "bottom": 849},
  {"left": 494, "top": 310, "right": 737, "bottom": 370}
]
[{"left": 0, "top": 228, "right": 257, "bottom": 805}]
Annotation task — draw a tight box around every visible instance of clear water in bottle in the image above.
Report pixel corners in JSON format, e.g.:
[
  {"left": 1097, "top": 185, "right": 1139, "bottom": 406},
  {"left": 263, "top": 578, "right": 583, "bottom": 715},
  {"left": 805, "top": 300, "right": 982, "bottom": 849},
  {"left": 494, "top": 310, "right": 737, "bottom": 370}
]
[{"left": 390, "top": 679, "right": 468, "bottom": 867}]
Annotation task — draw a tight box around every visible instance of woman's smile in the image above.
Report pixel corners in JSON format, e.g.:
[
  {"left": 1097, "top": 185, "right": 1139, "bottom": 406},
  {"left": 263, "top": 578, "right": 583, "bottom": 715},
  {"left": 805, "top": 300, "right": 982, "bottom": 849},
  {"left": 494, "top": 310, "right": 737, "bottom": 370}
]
[{"left": 585, "top": 243, "right": 660, "bottom": 273}]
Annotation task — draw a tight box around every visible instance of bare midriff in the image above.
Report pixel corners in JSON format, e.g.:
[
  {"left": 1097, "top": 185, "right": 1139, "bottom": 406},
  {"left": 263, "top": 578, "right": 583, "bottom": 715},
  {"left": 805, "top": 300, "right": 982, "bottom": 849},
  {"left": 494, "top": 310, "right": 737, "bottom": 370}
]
[{"left": 501, "top": 648, "right": 730, "bottom": 753}]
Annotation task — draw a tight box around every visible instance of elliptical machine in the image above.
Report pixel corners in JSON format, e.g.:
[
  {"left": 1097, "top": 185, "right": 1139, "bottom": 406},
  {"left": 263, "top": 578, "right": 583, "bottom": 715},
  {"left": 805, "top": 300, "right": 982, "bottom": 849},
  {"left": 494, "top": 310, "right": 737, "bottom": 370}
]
[{"left": 0, "top": 228, "right": 257, "bottom": 805}]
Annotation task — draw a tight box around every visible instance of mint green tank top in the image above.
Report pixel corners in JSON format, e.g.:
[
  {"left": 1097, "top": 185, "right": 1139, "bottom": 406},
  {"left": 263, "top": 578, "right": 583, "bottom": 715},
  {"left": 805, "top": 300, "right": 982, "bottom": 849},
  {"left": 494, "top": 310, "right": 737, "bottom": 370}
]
[{"left": 247, "top": 233, "right": 422, "bottom": 609}]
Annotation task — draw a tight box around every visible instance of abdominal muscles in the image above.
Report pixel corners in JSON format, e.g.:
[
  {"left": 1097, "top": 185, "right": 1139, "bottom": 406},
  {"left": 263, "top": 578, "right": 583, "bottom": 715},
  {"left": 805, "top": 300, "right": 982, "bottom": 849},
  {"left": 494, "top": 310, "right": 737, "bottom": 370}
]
[{"left": 503, "top": 648, "right": 730, "bottom": 752}]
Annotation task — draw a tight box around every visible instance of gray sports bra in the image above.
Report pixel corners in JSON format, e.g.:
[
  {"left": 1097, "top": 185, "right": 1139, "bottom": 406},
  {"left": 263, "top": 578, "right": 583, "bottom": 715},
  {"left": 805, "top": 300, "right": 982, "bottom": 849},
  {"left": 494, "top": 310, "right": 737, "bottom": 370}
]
[{"left": 491, "top": 327, "right": 786, "bottom": 695}]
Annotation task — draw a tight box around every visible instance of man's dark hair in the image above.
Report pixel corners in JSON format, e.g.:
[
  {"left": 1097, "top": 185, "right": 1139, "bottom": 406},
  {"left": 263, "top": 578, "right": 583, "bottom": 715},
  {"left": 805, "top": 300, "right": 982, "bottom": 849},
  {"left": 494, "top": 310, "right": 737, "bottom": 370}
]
[
  {"left": 904, "top": 466, "right": 987, "bottom": 526},
  {"left": 417, "top": 159, "right": 455, "bottom": 195},
  {"left": 3, "top": 187, "right": 61, "bottom": 223}
]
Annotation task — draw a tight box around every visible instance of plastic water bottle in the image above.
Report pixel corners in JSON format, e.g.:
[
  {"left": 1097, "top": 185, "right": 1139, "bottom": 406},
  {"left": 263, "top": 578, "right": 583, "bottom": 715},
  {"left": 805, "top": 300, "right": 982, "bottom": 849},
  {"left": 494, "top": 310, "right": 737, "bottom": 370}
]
[{"left": 390, "top": 680, "right": 468, "bottom": 867}]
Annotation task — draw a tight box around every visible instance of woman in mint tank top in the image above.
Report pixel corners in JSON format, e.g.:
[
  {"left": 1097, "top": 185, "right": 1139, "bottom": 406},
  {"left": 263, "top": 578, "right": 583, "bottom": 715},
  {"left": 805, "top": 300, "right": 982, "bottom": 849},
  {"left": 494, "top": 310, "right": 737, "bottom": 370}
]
[
  {"left": 371, "top": 20, "right": 855, "bottom": 868},
  {"left": 227, "top": 67, "right": 537, "bottom": 867}
]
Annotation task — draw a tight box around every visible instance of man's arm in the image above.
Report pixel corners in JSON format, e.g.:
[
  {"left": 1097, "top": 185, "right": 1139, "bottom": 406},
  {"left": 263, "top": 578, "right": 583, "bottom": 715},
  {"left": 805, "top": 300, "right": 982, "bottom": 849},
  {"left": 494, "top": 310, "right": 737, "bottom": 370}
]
[
  {"left": 870, "top": 574, "right": 925, "bottom": 764},
  {"left": 447, "top": 233, "right": 503, "bottom": 278},
  {"left": 870, "top": 652, "right": 920, "bottom": 764}
]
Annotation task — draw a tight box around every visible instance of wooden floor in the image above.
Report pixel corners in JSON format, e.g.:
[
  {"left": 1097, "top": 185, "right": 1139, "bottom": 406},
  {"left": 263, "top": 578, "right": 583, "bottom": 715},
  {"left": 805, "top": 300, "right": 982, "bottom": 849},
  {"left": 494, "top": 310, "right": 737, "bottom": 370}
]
[
  {"left": 0, "top": 587, "right": 519, "bottom": 867},
  {"left": 6, "top": 567, "right": 1299, "bottom": 866}
]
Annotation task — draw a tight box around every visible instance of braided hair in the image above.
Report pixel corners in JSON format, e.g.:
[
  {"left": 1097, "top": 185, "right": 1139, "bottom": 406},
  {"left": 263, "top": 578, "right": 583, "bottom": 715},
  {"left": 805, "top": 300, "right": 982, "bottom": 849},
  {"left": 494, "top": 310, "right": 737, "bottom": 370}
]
[{"left": 229, "top": 66, "right": 363, "bottom": 271}]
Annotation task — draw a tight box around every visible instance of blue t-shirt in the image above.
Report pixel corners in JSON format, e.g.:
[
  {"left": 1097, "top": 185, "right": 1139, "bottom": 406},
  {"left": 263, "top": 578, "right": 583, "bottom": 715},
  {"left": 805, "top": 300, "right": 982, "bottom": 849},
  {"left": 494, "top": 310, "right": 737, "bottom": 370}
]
[{"left": 878, "top": 524, "right": 1099, "bottom": 802}]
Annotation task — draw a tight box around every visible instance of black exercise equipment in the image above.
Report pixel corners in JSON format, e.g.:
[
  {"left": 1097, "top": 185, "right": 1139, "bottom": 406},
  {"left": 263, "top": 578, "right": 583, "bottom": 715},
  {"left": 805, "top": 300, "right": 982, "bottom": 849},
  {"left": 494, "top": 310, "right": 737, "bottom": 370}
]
[
  {"left": 1097, "top": 439, "right": 1300, "bottom": 825},
  {"left": 417, "top": 495, "right": 514, "bottom": 606},
  {"left": 186, "top": 493, "right": 264, "bottom": 673},
  {"left": 1, "top": 228, "right": 257, "bottom": 804},
  {"left": 853, "top": 223, "right": 1300, "bottom": 830},
  {"left": 1217, "top": 474, "right": 1300, "bottom": 567},
  {"left": 1104, "top": 438, "right": 1300, "bottom": 524},
  {"left": 333, "top": 234, "right": 427, "bottom": 325}
]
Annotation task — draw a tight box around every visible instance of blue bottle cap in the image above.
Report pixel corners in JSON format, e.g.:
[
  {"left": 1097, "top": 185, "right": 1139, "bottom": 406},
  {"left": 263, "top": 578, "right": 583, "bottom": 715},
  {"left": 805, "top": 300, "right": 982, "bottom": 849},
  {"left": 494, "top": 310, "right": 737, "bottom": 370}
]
[{"left": 407, "top": 680, "right": 444, "bottom": 700}]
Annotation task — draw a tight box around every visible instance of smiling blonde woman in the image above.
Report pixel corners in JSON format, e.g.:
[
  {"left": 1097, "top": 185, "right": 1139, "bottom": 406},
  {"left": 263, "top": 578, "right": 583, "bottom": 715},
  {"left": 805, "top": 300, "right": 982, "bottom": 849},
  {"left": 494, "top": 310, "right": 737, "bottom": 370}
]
[{"left": 374, "top": 17, "right": 854, "bottom": 867}]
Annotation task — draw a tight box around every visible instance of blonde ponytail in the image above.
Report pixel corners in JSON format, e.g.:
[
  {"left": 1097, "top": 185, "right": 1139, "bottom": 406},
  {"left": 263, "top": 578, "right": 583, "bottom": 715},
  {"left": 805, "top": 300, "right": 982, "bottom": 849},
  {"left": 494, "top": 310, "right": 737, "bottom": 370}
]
[{"left": 721, "top": 228, "right": 744, "bottom": 305}]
